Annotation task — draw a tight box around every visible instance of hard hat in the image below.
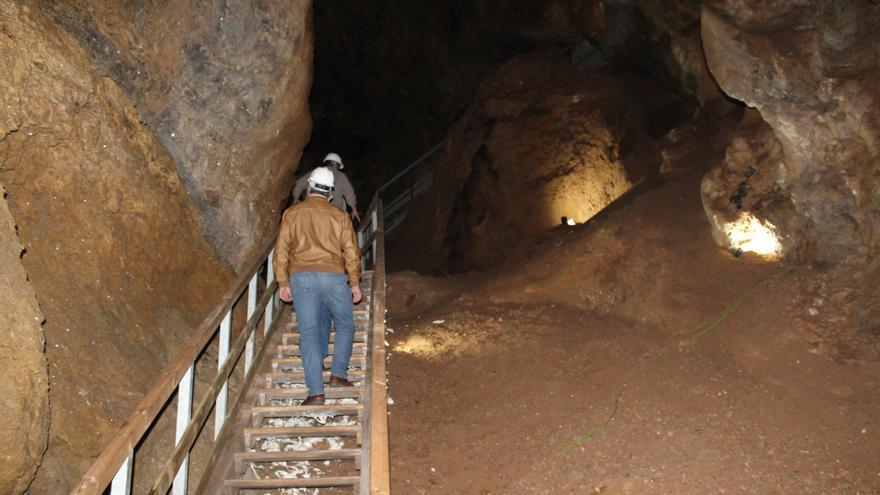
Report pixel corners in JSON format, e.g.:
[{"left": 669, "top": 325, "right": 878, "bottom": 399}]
[
  {"left": 308, "top": 166, "right": 335, "bottom": 194},
  {"left": 323, "top": 152, "right": 344, "bottom": 169}
]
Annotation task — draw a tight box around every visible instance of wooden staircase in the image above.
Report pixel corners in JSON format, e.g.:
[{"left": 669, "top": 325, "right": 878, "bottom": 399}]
[
  {"left": 70, "top": 200, "right": 389, "bottom": 495},
  {"left": 210, "top": 273, "right": 376, "bottom": 494}
]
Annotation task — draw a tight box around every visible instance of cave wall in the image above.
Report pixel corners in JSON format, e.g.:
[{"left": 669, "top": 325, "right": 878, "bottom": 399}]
[
  {"left": 0, "top": 1, "right": 313, "bottom": 492},
  {"left": 39, "top": 0, "right": 314, "bottom": 269},
  {"left": 0, "top": 187, "right": 49, "bottom": 494},
  {"left": 700, "top": 0, "right": 880, "bottom": 261},
  {"left": 398, "top": 50, "right": 686, "bottom": 271}
]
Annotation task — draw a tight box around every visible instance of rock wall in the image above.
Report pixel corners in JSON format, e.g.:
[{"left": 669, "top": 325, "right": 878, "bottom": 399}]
[
  {"left": 398, "top": 51, "right": 687, "bottom": 271},
  {"left": 38, "top": 0, "right": 314, "bottom": 269},
  {"left": 700, "top": 1, "right": 880, "bottom": 261},
  {"left": 0, "top": 1, "right": 313, "bottom": 492},
  {"left": 0, "top": 187, "right": 49, "bottom": 494}
]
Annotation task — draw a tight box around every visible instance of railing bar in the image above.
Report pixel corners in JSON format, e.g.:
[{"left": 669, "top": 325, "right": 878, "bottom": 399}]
[
  {"left": 370, "top": 200, "right": 391, "bottom": 494},
  {"left": 171, "top": 364, "right": 194, "bottom": 495},
  {"left": 265, "top": 250, "right": 275, "bottom": 336},
  {"left": 375, "top": 142, "right": 442, "bottom": 195},
  {"left": 215, "top": 309, "right": 231, "bottom": 439},
  {"left": 109, "top": 451, "right": 133, "bottom": 495},
  {"left": 245, "top": 273, "right": 258, "bottom": 373}
]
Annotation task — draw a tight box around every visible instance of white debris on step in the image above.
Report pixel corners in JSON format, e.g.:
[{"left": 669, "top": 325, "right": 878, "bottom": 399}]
[{"left": 432, "top": 320, "right": 445, "bottom": 324}]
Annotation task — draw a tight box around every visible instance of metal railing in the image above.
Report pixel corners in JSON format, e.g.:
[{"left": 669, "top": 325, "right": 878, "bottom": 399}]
[
  {"left": 70, "top": 239, "right": 282, "bottom": 495},
  {"left": 366, "top": 143, "right": 443, "bottom": 235}
]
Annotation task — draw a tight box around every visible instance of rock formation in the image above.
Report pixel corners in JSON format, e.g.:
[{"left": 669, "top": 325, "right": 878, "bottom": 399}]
[
  {"left": 36, "top": 0, "right": 314, "bottom": 269},
  {"left": 0, "top": 1, "right": 313, "bottom": 491},
  {"left": 0, "top": 187, "right": 49, "bottom": 494},
  {"left": 399, "top": 50, "right": 687, "bottom": 270},
  {"left": 701, "top": 0, "right": 880, "bottom": 261}
]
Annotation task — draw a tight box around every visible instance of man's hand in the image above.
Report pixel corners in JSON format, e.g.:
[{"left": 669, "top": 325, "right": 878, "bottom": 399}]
[
  {"left": 352, "top": 209, "right": 361, "bottom": 224},
  {"left": 351, "top": 284, "right": 362, "bottom": 304},
  {"left": 279, "top": 286, "right": 292, "bottom": 303}
]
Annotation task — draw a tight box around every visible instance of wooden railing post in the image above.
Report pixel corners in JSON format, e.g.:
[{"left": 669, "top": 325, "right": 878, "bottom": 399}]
[
  {"left": 265, "top": 250, "right": 275, "bottom": 336},
  {"left": 172, "top": 364, "right": 194, "bottom": 495},
  {"left": 109, "top": 451, "right": 133, "bottom": 495},
  {"left": 245, "top": 273, "right": 258, "bottom": 373},
  {"left": 215, "top": 310, "right": 231, "bottom": 439}
]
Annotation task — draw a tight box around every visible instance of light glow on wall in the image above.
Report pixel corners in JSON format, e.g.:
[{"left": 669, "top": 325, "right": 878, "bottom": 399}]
[{"left": 723, "top": 212, "right": 782, "bottom": 259}]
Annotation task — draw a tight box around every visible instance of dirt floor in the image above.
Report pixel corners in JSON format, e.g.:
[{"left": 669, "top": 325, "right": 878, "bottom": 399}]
[{"left": 382, "top": 153, "right": 880, "bottom": 493}]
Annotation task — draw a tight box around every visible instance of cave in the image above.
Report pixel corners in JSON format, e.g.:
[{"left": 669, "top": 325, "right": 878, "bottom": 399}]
[{"left": 2, "top": 1, "right": 879, "bottom": 493}]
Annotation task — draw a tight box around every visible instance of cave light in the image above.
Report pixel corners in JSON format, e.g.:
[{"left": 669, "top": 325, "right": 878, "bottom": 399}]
[{"left": 723, "top": 212, "right": 782, "bottom": 259}]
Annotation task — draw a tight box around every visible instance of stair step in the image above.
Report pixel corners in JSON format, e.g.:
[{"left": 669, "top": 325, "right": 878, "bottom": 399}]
[
  {"left": 282, "top": 332, "right": 368, "bottom": 344},
  {"left": 224, "top": 476, "right": 359, "bottom": 489},
  {"left": 277, "top": 342, "right": 368, "bottom": 357},
  {"left": 287, "top": 314, "right": 370, "bottom": 331},
  {"left": 235, "top": 448, "right": 361, "bottom": 464},
  {"left": 244, "top": 425, "right": 361, "bottom": 448},
  {"left": 252, "top": 404, "right": 362, "bottom": 426},
  {"left": 271, "top": 355, "right": 367, "bottom": 371},
  {"left": 258, "top": 386, "right": 364, "bottom": 404},
  {"left": 269, "top": 369, "right": 366, "bottom": 385}
]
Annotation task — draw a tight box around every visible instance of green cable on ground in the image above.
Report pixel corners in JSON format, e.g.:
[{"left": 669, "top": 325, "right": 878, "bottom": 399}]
[
  {"left": 557, "top": 384, "right": 626, "bottom": 457},
  {"left": 688, "top": 296, "right": 749, "bottom": 344},
  {"left": 557, "top": 296, "right": 751, "bottom": 456}
]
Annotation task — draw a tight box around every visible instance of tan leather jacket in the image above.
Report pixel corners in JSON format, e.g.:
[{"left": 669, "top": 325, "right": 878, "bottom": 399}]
[{"left": 273, "top": 196, "right": 361, "bottom": 288}]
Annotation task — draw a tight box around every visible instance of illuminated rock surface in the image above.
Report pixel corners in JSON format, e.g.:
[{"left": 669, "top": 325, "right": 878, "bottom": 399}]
[
  {"left": 701, "top": 0, "right": 880, "bottom": 261},
  {"left": 399, "top": 51, "right": 688, "bottom": 270}
]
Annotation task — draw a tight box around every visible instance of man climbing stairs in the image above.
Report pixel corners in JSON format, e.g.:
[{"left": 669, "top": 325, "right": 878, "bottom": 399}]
[{"left": 205, "top": 275, "right": 375, "bottom": 494}]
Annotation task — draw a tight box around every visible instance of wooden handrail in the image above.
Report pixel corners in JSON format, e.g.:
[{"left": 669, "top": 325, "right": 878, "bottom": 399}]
[
  {"left": 70, "top": 237, "right": 277, "bottom": 494},
  {"left": 368, "top": 201, "right": 391, "bottom": 494},
  {"left": 149, "top": 281, "right": 277, "bottom": 494},
  {"left": 358, "top": 199, "right": 390, "bottom": 494}
]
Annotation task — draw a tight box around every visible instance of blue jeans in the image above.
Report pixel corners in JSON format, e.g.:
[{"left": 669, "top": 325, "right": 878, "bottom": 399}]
[
  {"left": 290, "top": 272, "right": 355, "bottom": 397},
  {"left": 320, "top": 305, "right": 332, "bottom": 358}
]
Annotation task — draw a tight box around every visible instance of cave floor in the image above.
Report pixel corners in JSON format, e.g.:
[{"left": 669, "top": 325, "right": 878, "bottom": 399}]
[{"left": 383, "top": 167, "right": 880, "bottom": 494}]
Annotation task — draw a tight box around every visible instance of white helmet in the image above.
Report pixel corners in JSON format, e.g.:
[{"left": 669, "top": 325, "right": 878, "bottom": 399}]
[
  {"left": 308, "top": 166, "right": 335, "bottom": 195},
  {"left": 323, "top": 152, "right": 344, "bottom": 170}
]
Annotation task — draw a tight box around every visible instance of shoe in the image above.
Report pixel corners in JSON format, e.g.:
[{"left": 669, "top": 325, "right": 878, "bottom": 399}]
[
  {"left": 328, "top": 375, "right": 354, "bottom": 387},
  {"left": 301, "top": 394, "right": 325, "bottom": 406}
]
